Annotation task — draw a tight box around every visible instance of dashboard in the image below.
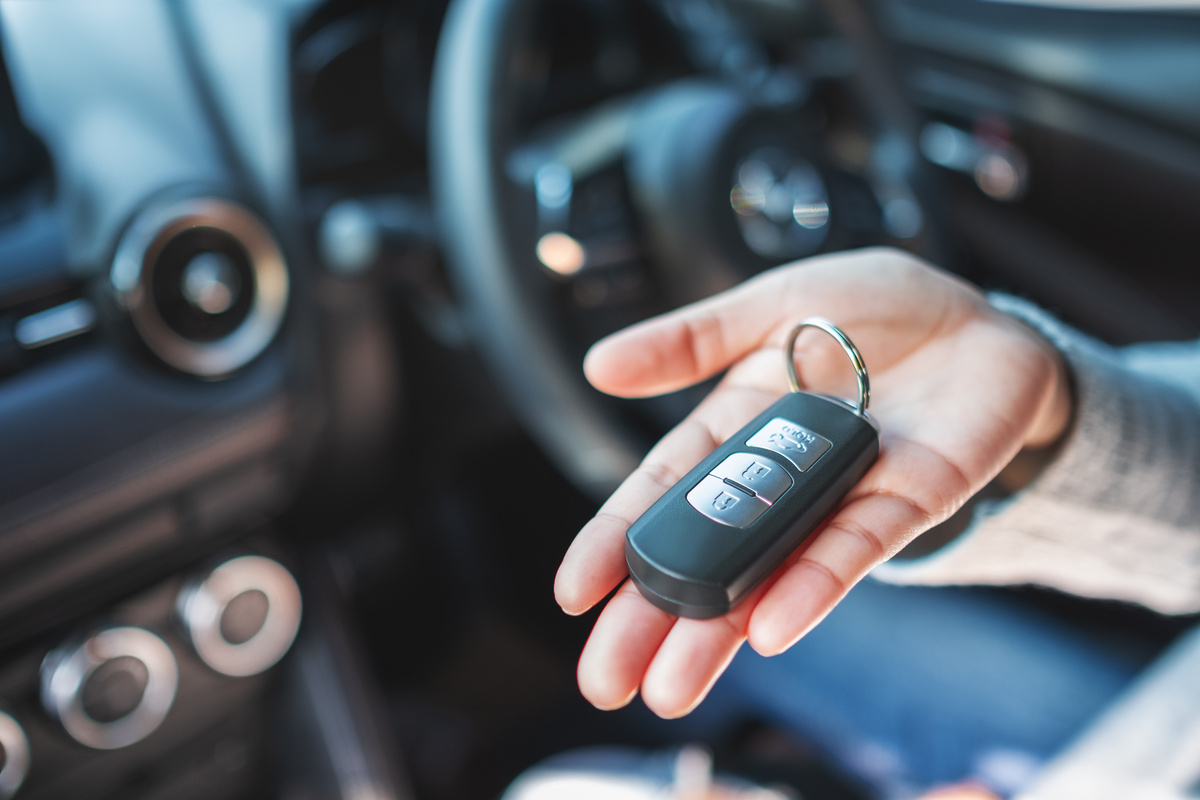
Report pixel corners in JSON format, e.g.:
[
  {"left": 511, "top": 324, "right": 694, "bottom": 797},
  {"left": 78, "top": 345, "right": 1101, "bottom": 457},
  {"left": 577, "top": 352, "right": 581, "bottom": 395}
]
[
  {"left": 0, "top": 0, "right": 1195, "bottom": 798},
  {"left": 0, "top": 2, "right": 317, "bottom": 644},
  {"left": 0, "top": 3, "right": 341, "bottom": 797}
]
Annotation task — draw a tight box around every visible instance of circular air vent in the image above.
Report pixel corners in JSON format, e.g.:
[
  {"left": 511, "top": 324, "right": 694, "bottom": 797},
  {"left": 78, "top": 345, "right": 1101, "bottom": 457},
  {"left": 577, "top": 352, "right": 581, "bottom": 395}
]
[
  {"left": 111, "top": 197, "right": 289, "bottom": 378},
  {"left": 177, "top": 555, "right": 302, "bottom": 678},
  {"left": 41, "top": 627, "right": 179, "bottom": 750}
]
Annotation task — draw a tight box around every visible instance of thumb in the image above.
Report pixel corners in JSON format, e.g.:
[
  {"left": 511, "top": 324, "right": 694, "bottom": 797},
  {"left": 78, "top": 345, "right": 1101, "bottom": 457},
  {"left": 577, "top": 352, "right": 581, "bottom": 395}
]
[
  {"left": 583, "top": 268, "right": 793, "bottom": 398},
  {"left": 583, "top": 247, "right": 943, "bottom": 399}
]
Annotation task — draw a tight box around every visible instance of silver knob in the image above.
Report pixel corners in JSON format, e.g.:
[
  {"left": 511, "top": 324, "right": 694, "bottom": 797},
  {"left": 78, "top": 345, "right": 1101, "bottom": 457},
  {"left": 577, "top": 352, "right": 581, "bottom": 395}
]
[
  {"left": 181, "top": 251, "right": 242, "bottom": 315},
  {"left": 110, "top": 197, "right": 289, "bottom": 378},
  {"left": 0, "top": 711, "right": 30, "bottom": 799},
  {"left": 41, "top": 627, "right": 178, "bottom": 750},
  {"left": 177, "top": 556, "right": 302, "bottom": 678}
]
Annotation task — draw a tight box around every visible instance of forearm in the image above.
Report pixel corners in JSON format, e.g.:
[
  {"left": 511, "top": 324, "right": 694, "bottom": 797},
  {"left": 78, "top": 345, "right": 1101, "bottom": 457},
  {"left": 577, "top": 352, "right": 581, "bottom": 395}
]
[{"left": 877, "top": 295, "right": 1200, "bottom": 614}]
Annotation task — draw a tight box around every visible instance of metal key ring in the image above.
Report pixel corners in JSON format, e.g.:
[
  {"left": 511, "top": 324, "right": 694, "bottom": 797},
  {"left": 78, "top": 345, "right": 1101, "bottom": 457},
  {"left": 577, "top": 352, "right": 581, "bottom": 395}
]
[{"left": 784, "top": 317, "right": 870, "bottom": 415}]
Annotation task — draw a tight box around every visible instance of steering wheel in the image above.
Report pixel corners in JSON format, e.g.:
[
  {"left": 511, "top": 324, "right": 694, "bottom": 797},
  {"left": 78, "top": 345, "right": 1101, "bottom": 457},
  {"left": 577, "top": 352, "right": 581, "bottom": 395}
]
[{"left": 429, "top": 0, "right": 944, "bottom": 500}]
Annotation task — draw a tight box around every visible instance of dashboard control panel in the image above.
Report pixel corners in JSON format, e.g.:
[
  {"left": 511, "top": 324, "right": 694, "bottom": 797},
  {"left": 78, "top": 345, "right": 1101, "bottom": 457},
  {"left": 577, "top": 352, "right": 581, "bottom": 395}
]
[{"left": 0, "top": 553, "right": 299, "bottom": 797}]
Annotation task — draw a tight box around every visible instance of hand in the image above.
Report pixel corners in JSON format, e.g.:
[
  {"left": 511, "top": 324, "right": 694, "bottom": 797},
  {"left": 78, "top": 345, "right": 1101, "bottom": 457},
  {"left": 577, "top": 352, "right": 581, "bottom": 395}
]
[{"left": 554, "top": 247, "right": 1072, "bottom": 718}]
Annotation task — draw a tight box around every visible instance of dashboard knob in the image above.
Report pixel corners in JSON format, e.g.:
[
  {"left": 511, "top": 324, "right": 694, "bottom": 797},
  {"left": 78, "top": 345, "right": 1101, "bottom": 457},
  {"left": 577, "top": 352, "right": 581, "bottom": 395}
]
[
  {"left": 0, "top": 711, "right": 30, "bottom": 799},
  {"left": 177, "top": 556, "right": 302, "bottom": 678},
  {"left": 41, "top": 627, "right": 178, "bottom": 750},
  {"left": 180, "top": 251, "right": 242, "bottom": 315},
  {"left": 110, "top": 197, "right": 289, "bottom": 378}
]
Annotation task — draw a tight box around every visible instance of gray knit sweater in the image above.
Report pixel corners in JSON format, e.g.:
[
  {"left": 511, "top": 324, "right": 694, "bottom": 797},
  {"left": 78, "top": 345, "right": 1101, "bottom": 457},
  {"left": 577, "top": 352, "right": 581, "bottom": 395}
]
[{"left": 875, "top": 294, "right": 1200, "bottom": 615}]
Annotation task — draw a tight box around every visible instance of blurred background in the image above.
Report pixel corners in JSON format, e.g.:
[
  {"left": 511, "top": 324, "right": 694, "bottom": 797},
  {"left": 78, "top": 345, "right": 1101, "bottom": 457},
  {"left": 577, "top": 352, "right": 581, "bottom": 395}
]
[{"left": 0, "top": 0, "right": 1197, "bottom": 798}]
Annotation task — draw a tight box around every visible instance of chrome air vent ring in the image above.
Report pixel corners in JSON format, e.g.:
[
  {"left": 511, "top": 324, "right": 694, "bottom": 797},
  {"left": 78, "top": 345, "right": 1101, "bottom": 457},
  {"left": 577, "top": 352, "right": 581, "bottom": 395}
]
[
  {"left": 41, "top": 627, "right": 179, "bottom": 750},
  {"left": 0, "top": 711, "right": 30, "bottom": 798},
  {"left": 177, "top": 555, "right": 302, "bottom": 678},
  {"left": 111, "top": 197, "right": 289, "bottom": 378}
]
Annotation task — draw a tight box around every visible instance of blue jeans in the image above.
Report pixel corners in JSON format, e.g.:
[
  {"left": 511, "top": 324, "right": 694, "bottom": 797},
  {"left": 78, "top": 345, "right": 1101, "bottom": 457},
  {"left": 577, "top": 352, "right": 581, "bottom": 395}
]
[{"left": 691, "top": 579, "right": 1158, "bottom": 797}]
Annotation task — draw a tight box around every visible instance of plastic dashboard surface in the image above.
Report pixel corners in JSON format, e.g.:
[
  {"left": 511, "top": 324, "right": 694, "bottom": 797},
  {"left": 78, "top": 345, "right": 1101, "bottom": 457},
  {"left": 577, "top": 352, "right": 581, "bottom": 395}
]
[
  {"left": 0, "top": 0, "right": 320, "bottom": 643},
  {"left": 880, "top": 0, "right": 1200, "bottom": 136}
]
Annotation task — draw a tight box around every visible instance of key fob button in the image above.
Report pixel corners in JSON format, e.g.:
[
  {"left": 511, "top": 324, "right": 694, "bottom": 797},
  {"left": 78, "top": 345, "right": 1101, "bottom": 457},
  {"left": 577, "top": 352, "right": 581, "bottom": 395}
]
[
  {"left": 746, "top": 417, "right": 833, "bottom": 472},
  {"left": 710, "top": 452, "right": 793, "bottom": 504},
  {"left": 686, "top": 475, "right": 768, "bottom": 529}
]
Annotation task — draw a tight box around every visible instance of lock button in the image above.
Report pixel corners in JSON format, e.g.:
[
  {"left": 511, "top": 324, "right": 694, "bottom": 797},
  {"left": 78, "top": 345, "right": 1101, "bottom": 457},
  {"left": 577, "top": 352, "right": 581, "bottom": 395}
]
[
  {"left": 686, "top": 475, "right": 768, "bottom": 529},
  {"left": 710, "top": 452, "right": 792, "bottom": 503}
]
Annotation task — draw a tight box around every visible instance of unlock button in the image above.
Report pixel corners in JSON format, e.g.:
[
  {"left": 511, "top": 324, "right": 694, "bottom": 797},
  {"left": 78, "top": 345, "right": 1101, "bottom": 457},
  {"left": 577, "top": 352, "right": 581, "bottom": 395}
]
[{"left": 686, "top": 475, "right": 767, "bottom": 529}]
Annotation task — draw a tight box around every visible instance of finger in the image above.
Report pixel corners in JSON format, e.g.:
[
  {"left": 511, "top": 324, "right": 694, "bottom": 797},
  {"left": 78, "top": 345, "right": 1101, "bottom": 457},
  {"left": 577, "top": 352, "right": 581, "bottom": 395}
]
[
  {"left": 555, "top": 385, "right": 776, "bottom": 614},
  {"left": 747, "top": 489, "right": 931, "bottom": 656},
  {"left": 583, "top": 288, "right": 777, "bottom": 397},
  {"left": 744, "top": 435, "right": 977, "bottom": 656},
  {"left": 554, "top": 417, "right": 715, "bottom": 614},
  {"left": 582, "top": 247, "right": 942, "bottom": 398},
  {"left": 579, "top": 450, "right": 945, "bottom": 717},
  {"left": 576, "top": 581, "right": 676, "bottom": 710},
  {"left": 582, "top": 259, "right": 807, "bottom": 398},
  {"left": 638, "top": 582, "right": 768, "bottom": 719},
  {"left": 641, "top": 620, "right": 746, "bottom": 719}
]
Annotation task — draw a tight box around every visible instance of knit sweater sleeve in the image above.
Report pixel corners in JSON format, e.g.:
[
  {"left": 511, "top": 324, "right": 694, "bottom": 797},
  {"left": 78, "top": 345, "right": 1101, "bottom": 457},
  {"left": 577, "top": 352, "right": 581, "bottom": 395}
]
[{"left": 873, "top": 294, "right": 1200, "bottom": 615}]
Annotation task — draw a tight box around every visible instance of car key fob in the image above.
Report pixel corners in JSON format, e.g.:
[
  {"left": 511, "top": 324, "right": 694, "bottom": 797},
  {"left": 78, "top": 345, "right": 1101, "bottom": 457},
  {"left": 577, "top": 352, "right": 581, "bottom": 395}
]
[{"left": 625, "top": 319, "right": 880, "bottom": 619}]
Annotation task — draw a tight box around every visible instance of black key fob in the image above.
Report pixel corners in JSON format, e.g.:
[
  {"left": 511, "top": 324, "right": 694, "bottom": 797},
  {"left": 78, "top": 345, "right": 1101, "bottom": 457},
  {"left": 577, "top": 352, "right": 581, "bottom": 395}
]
[{"left": 625, "top": 319, "right": 881, "bottom": 619}]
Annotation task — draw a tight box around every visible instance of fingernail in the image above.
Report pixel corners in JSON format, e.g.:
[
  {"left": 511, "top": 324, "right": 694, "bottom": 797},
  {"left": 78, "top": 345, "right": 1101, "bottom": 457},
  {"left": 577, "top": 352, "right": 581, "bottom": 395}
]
[
  {"left": 654, "top": 706, "right": 691, "bottom": 720},
  {"left": 749, "top": 632, "right": 792, "bottom": 657},
  {"left": 587, "top": 688, "right": 637, "bottom": 711}
]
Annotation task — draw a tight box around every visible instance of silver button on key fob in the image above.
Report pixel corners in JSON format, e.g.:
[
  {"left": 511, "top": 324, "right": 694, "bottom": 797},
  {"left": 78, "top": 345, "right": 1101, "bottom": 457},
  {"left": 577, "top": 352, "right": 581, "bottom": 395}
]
[{"left": 624, "top": 319, "right": 881, "bottom": 619}]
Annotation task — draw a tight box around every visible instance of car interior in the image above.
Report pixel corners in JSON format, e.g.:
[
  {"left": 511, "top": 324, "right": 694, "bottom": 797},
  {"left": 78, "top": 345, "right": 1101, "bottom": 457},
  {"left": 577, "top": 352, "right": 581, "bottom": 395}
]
[{"left": 0, "top": 0, "right": 1198, "bottom": 798}]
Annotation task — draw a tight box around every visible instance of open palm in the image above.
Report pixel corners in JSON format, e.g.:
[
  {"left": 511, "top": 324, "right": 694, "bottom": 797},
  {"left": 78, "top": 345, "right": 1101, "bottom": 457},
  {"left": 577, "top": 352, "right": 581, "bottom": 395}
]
[{"left": 554, "top": 248, "right": 1071, "bottom": 718}]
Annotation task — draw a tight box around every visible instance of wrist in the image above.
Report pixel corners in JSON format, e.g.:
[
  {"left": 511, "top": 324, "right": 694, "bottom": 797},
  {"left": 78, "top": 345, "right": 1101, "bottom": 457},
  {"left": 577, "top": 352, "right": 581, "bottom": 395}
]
[
  {"left": 983, "top": 292, "right": 1076, "bottom": 451},
  {"left": 1024, "top": 343, "right": 1074, "bottom": 449},
  {"left": 995, "top": 345, "right": 1072, "bottom": 493}
]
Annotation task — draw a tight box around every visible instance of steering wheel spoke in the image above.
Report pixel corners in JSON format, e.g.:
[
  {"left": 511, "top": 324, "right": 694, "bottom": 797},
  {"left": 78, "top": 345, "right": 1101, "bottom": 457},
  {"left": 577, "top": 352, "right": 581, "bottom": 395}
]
[{"left": 505, "top": 101, "right": 661, "bottom": 317}]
